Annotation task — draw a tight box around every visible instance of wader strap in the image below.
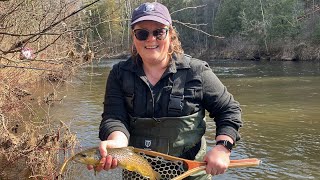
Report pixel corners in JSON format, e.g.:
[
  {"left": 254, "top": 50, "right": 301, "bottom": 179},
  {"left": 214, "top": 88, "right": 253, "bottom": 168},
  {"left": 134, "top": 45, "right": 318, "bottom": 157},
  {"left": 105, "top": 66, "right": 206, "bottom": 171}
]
[{"left": 168, "top": 69, "right": 188, "bottom": 116}]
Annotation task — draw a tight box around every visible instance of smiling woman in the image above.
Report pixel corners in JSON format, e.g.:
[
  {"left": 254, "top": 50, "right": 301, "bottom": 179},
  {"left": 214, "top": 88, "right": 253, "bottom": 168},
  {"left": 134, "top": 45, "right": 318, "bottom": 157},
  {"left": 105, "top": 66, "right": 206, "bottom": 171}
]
[
  {"left": 132, "top": 20, "right": 171, "bottom": 79},
  {"left": 92, "top": 2, "right": 243, "bottom": 180}
]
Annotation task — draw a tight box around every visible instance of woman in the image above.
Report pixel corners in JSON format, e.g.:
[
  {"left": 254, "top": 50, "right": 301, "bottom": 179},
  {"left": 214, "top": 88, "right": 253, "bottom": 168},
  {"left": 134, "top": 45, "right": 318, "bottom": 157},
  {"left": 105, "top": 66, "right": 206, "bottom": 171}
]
[{"left": 90, "top": 2, "right": 242, "bottom": 179}]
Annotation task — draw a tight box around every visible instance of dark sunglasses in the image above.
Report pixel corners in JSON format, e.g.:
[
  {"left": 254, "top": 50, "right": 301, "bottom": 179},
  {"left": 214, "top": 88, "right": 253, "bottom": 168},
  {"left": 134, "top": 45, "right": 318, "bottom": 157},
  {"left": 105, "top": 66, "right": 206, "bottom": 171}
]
[{"left": 133, "top": 28, "right": 169, "bottom": 41}]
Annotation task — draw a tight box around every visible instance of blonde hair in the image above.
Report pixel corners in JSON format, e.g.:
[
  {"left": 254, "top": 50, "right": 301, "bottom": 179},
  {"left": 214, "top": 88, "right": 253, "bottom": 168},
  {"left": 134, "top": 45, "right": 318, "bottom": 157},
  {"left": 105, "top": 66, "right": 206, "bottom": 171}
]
[{"left": 130, "top": 26, "right": 184, "bottom": 61}]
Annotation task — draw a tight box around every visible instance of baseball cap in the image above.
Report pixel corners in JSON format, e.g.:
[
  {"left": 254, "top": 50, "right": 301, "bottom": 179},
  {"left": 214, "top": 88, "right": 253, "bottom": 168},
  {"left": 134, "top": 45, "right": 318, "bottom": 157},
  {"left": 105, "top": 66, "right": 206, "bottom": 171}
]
[{"left": 130, "top": 2, "right": 172, "bottom": 26}]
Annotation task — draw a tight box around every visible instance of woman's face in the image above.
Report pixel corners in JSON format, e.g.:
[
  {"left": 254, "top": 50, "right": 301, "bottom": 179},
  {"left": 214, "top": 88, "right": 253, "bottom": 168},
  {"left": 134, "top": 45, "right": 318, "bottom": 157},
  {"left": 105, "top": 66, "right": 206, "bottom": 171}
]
[{"left": 132, "top": 21, "right": 171, "bottom": 66}]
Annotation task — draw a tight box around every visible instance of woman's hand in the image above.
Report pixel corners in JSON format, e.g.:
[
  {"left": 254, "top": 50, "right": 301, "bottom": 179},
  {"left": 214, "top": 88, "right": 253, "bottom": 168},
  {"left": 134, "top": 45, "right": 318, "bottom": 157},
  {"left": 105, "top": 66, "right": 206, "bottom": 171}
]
[
  {"left": 87, "top": 131, "right": 128, "bottom": 172},
  {"left": 203, "top": 145, "right": 231, "bottom": 175},
  {"left": 203, "top": 135, "right": 233, "bottom": 176}
]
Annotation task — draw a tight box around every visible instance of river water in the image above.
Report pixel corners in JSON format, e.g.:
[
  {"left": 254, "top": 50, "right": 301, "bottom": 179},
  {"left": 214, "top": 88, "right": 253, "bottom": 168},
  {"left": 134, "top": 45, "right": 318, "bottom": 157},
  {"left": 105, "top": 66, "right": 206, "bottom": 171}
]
[{"left": 49, "top": 59, "right": 320, "bottom": 179}]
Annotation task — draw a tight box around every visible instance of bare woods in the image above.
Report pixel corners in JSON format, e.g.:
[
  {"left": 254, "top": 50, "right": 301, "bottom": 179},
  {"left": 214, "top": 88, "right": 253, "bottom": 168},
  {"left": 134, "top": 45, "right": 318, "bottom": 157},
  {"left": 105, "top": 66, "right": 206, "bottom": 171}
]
[
  {"left": 197, "top": 0, "right": 320, "bottom": 61},
  {"left": 0, "top": 0, "right": 100, "bottom": 179}
]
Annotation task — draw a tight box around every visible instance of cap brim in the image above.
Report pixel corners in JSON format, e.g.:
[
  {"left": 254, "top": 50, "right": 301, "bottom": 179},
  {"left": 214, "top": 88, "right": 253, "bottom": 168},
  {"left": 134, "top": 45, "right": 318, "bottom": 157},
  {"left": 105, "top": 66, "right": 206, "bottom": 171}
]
[{"left": 131, "top": 16, "right": 170, "bottom": 26}]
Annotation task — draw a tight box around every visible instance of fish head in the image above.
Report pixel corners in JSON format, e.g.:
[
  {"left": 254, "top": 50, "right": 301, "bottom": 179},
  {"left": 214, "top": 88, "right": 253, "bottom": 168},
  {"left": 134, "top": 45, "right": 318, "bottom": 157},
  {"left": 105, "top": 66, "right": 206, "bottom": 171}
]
[{"left": 72, "top": 148, "right": 101, "bottom": 165}]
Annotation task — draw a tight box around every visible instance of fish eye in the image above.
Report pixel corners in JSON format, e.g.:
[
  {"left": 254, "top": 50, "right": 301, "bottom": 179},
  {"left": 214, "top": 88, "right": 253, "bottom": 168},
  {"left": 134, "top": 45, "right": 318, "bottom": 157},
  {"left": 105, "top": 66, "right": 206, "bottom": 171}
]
[{"left": 80, "top": 154, "right": 87, "bottom": 158}]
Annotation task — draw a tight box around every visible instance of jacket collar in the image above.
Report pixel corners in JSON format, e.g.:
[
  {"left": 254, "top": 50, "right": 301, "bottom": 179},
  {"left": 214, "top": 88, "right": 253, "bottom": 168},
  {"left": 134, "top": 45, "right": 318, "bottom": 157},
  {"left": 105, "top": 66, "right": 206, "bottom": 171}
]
[{"left": 121, "top": 54, "right": 191, "bottom": 74}]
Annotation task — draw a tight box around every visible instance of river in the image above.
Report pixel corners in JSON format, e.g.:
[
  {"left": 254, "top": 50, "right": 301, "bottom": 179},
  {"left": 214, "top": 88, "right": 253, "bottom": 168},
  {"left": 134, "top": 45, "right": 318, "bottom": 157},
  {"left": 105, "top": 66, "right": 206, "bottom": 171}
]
[{"left": 49, "top": 59, "right": 320, "bottom": 179}]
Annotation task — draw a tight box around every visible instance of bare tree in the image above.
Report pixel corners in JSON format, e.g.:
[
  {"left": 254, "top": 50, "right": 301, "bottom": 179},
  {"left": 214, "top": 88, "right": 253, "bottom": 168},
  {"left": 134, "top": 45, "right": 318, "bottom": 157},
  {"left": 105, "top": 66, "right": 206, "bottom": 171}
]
[{"left": 0, "top": 0, "right": 101, "bottom": 179}]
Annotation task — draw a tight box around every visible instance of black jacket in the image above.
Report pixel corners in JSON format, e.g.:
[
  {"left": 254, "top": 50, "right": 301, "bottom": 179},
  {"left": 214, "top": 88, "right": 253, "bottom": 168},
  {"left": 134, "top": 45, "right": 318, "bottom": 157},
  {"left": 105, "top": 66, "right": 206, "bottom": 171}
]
[{"left": 99, "top": 54, "right": 242, "bottom": 143}]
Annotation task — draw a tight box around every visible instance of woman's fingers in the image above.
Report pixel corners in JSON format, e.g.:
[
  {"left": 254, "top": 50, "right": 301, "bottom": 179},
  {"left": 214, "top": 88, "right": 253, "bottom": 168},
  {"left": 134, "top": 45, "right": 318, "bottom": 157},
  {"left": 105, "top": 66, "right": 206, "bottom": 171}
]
[
  {"left": 103, "top": 155, "right": 113, "bottom": 170},
  {"left": 95, "top": 157, "right": 107, "bottom": 172},
  {"left": 111, "top": 157, "right": 118, "bottom": 169},
  {"left": 87, "top": 165, "right": 94, "bottom": 170},
  {"left": 203, "top": 145, "right": 230, "bottom": 176},
  {"left": 93, "top": 155, "right": 117, "bottom": 172},
  {"left": 206, "top": 163, "right": 228, "bottom": 175},
  {"left": 99, "top": 141, "right": 109, "bottom": 157}
]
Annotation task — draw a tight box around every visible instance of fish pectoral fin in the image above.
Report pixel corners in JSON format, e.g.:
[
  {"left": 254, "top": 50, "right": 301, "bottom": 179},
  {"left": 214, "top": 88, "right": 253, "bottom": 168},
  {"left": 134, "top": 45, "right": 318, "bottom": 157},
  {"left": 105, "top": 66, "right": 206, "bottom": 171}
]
[
  {"left": 93, "top": 162, "right": 103, "bottom": 176},
  {"left": 93, "top": 167, "right": 99, "bottom": 176}
]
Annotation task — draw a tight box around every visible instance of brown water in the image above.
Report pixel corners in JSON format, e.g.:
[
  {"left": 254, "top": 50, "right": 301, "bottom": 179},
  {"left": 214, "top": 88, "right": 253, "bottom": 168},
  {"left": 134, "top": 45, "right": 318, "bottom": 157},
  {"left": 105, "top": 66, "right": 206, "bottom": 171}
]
[{"left": 50, "top": 59, "right": 320, "bottom": 179}]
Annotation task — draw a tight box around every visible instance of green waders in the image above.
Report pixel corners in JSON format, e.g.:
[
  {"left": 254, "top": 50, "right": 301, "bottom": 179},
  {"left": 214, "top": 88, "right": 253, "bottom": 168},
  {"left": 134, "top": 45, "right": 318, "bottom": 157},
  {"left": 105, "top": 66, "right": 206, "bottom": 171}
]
[{"left": 129, "top": 111, "right": 211, "bottom": 180}]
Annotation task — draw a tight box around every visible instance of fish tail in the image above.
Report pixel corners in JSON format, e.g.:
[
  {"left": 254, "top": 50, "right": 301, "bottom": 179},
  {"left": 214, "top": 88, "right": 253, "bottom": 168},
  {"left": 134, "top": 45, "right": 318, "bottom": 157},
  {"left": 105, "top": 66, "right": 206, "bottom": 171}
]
[{"left": 58, "top": 155, "right": 74, "bottom": 175}]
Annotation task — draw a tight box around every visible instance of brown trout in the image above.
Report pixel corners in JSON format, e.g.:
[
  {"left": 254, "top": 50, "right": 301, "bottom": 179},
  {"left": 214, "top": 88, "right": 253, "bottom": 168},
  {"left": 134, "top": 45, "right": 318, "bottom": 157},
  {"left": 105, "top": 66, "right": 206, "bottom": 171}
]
[{"left": 59, "top": 146, "right": 160, "bottom": 180}]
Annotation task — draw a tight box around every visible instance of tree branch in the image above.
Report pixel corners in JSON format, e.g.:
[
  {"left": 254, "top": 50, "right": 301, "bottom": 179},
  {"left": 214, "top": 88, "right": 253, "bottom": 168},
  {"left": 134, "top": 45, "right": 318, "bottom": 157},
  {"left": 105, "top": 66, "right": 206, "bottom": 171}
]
[
  {"left": 173, "top": 20, "right": 224, "bottom": 39},
  {"left": 2, "top": 0, "right": 101, "bottom": 54},
  {"left": 34, "top": 34, "right": 62, "bottom": 54},
  {"left": 0, "top": 63, "right": 60, "bottom": 71},
  {"left": 171, "top": 5, "right": 207, "bottom": 15}
]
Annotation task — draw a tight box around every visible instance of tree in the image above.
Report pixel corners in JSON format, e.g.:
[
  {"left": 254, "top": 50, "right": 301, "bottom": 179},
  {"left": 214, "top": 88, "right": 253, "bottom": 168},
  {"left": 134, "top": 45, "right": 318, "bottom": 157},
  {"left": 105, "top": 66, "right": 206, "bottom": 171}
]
[
  {"left": 267, "top": 0, "right": 304, "bottom": 39},
  {"left": 214, "top": 0, "right": 243, "bottom": 37},
  {"left": 0, "top": 0, "right": 101, "bottom": 178}
]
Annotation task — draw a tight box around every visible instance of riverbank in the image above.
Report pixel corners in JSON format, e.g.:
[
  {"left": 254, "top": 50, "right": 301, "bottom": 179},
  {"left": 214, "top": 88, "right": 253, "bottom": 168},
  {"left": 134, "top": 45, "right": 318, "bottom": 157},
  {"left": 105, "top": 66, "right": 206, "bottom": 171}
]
[
  {"left": 0, "top": 61, "right": 80, "bottom": 179},
  {"left": 194, "top": 40, "right": 320, "bottom": 61},
  {"left": 108, "top": 42, "right": 320, "bottom": 62}
]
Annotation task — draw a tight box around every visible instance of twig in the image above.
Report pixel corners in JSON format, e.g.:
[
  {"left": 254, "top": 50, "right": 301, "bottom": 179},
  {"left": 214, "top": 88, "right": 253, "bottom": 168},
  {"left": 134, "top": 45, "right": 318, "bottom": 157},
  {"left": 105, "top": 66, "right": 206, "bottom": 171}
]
[
  {"left": 0, "top": 1, "right": 24, "bottom": 22},
  {"left": 175, "top": 22, "right": 207, "bottom": 27},
  {"left": 0, "top": 27, "right": 92, "bottom": 37},
  {"left": 0, "top": 55, "right": 67, "bottom": 65},
  {"left": 34, "top": 34, "right": 62, "bottom": 54},
  {"left": 0, "top": 113, "right": 10, "bottom": 134},
  {"left": 297, "top": 5, "right": 320, "bottom": 21},
  {"left": 173, "top": 20, "right": 224, "bottom": 39},
  {"left": 171, "top": 5, "right": 207, "bottom": 15},
  {"left": 0, "top": 64, "right": 60, "bottom": 71},
  {"left": 2, "top": 0, "right": 102, "bottom": 54}
]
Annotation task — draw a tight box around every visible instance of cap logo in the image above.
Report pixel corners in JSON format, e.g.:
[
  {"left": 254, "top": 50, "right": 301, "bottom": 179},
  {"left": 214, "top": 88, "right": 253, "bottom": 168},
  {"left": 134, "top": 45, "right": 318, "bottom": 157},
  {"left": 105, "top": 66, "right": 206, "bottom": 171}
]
[
  {"left": 131, "top": 2, "right": 172, "bottom": 26},
  {"left": 144, "top": 3, "right": 155, "bottom": 12}
]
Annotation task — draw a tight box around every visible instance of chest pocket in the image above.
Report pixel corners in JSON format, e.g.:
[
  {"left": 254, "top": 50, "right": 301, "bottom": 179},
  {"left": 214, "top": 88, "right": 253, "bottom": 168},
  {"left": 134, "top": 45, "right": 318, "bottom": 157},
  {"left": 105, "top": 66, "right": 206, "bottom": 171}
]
[
  {"left": 184, "top": 77, "right": 202, "bottom": 100},
  {"left": 184, "top": 88, "right": 195, "bottom": 98}
]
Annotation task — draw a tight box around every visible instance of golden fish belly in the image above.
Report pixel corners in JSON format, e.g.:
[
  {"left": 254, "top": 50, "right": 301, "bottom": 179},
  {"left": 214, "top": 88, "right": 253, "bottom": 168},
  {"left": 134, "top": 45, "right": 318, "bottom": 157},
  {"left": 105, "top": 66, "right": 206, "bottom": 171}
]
[{"left": 108, "top": 147, "right": 160, "bottom": 180}]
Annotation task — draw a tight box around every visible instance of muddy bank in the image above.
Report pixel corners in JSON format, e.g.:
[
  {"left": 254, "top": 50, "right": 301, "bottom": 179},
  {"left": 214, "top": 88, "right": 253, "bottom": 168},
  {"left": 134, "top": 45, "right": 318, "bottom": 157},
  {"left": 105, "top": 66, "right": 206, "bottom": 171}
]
[{"left": 0, "top": 66, "right": 79, "bottom": 179}]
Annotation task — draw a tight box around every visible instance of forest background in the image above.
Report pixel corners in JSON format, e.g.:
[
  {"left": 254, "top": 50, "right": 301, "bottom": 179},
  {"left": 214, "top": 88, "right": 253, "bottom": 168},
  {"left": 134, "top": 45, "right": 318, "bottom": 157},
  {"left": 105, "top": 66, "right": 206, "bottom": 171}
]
[{"left": 1, "top": 0, "right": 320, "bottom": 179}]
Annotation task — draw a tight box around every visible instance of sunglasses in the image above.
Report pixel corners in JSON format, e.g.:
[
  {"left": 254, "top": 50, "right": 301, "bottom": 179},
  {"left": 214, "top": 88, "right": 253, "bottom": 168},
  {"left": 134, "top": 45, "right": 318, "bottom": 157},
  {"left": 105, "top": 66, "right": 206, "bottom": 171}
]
[{"left": 133, "top": 28, "right": 169, "bottom": 41}]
